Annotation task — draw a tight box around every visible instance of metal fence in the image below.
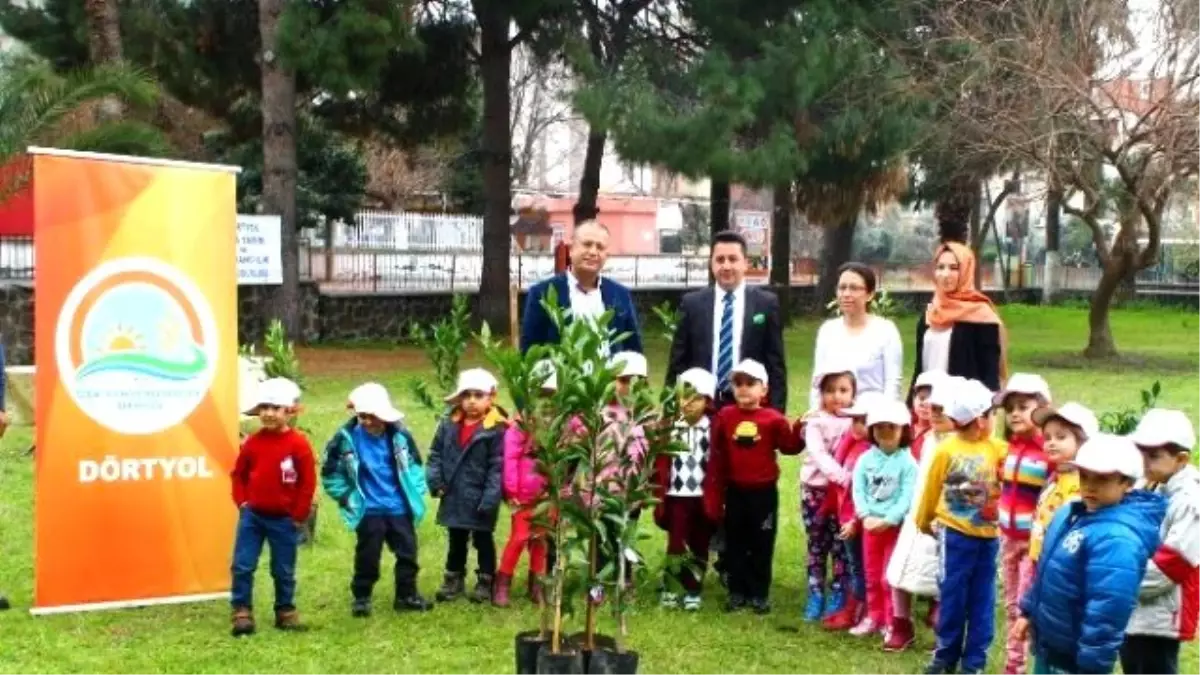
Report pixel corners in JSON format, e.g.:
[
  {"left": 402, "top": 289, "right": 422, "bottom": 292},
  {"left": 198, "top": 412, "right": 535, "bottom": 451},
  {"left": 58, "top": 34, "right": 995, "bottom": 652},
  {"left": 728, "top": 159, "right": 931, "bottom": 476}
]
[{"left": 4, "top": 233, "right": 1196, "bottom": 297}]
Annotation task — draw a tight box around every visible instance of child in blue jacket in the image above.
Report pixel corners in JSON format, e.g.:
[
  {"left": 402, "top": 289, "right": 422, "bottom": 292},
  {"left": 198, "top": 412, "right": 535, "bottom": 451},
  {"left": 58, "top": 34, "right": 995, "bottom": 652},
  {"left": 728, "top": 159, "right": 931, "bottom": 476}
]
[
  {"left": 1017, "top": 434, "right": 1165, "bottom": 674},
  {"left": 322, "top": 382, "right": 432, "bottom": 617}
]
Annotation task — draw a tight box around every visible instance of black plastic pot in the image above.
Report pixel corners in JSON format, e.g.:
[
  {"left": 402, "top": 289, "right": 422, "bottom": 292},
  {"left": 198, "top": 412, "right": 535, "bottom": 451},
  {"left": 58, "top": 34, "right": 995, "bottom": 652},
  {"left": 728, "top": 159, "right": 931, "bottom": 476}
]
[
  {"left": 536, "top": 643, "right": 584, "bottom": 674},
  {"left": 515, "top": 630, "right": 548, "bottom": 674},
  {"left": 567, "top": 633, "right": 617, "bottom": 673},
  {"left": 586, "top": 648, "right": 639, "bottom": 675}
]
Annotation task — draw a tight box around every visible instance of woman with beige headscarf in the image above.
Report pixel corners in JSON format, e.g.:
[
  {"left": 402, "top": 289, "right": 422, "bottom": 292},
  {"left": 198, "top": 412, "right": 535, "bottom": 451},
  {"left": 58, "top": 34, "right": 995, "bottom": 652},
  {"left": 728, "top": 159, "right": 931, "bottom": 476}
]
[{"left": 907, "top": 235, "right": 1009, "bottom": 400}]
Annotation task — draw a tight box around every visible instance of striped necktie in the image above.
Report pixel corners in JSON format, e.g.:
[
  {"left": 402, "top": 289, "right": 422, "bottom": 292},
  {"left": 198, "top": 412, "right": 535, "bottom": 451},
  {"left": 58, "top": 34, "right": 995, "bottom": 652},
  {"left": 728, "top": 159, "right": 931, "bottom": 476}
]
[{"left": 717, "top": 291, "right": 734, "bottom": 392}]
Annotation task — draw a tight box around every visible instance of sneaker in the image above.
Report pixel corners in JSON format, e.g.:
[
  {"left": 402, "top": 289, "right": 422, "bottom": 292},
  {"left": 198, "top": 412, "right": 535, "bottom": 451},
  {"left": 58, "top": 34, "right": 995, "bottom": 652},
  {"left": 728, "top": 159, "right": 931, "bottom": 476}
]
[
  {"left": 351, "top": 598, "right": 371, "bottom": 617},
  {"left": 274, "top": 608, "right": 304, "bottom": 631},
  {"left": 470, "top": 573, "right": 494, "bottom": 604},
  {"left": 849, "top": 617, "right": 879, "bottom": 637},
  {"left": 749, "top": 597, "right": 771, "bottom": 615},
  {"left": 231, "top": 607, "right": 255, "bottom": 637},
  {"left": 659, "top": 591, "right": 679, "bottom": 608},
  {"left": 803, "top": 591, "right": 824, "bottom": 622},
  {"left": 0, "top": 595, "right": 9, "bottom": 611},
  {"left": 882, "top": 618, "right": 915, "bottom": 652},
  {"left": 923, "top": 662, "right": 953, "bottom": 675},
  {"left": 823, "top": 588, "right": 845, "bottom": 619},
  {"left": 435, "top": 571, "right": 465, "bottom": 602},
  {"left": 725, "top": 593, "right": 747, "bottom": 612},
  {"left": 683, "top": 594, "right": 701, "bottom": 612}
]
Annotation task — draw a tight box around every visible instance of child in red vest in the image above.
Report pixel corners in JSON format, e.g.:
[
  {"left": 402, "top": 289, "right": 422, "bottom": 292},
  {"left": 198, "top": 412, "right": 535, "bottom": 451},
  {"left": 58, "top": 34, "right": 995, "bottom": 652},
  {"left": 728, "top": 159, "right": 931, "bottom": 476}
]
[
  {"left": 654, "top": 367, "right": 717, "bottom": 611},
  {"left": 230, "top": 377, "right": 316, "bottom": 637}
]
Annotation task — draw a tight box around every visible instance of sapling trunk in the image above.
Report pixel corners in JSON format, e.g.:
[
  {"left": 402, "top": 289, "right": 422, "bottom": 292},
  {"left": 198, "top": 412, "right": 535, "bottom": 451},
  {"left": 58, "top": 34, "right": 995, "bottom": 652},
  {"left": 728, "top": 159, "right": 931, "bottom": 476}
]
[
  {"left": 614, "top": 511, "right": 628, "bottom": 655},
  {"left": 551, "top": 517, "right": 567, "bottom": 653},
  {"left": 585, "top": 532, "right": 598, "bottom": 651}
]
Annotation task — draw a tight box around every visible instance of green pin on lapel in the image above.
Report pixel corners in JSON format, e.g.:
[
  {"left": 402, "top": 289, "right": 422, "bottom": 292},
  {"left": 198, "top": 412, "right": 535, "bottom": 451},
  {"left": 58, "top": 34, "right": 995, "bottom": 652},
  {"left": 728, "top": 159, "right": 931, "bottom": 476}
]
[{"left": 753, "top": 312, "right": 766, "bottom": 325}]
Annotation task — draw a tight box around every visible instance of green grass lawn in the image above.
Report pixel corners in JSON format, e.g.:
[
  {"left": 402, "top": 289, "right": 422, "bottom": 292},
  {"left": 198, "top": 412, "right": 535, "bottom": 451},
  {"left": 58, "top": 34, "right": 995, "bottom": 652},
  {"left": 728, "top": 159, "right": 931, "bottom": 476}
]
[{"left": 1, "top": 305, "right": 1197, "bottom": 673}]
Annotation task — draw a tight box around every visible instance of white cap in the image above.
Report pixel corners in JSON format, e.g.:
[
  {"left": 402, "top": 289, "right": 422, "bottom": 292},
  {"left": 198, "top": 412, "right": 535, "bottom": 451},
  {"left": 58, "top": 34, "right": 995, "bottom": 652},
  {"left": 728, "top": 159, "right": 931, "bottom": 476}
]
[
  {"left": 445, "top": 368, "right": 499, "bottom": 402},
  {"left": 245, "top": 377, "right": 301, "bottom": 413},
  {"left": 1067, "top": 433, "right": 1144, "bottom": 480},
  {"left": 532, "top": 359, "right": 557, "bottom": 391},
  {"left": 993, "top": 373, "right": 1052, "bottom": 408},
  {"left": 678, "top": 368, "right": 716, "bottom": 399},
  {"left": 944, "top": 379, "right": 995, "bottom": 425},
  {"left": 840, "top": 391, "right": 886, "bottom": 418},
  {"left": 914, "top": 370, "right": 946, "bottom": 391},
  {"left": 811, "top": 360, "right": 857, "bottom": 391},
  {"left": 349, "top": 382, "right": 404, "bottom": 423},
  {"left": 610, "top": 351, "right": 648, "bottom": 379},
  {"left": 731, "top": 358, "right": 768, "bottom": 386},
  {"left": 929, "top": 375, "right": 967, "bottom": 409},
  {"left": 1129, "top": 409, "right": 1196, "bottom": 452},
  {"left": 867, "top": 399, "right": 912, "bottom": 428},
  {"left": 1032, "top": 402, "right": 1099, "bottom": 439}
]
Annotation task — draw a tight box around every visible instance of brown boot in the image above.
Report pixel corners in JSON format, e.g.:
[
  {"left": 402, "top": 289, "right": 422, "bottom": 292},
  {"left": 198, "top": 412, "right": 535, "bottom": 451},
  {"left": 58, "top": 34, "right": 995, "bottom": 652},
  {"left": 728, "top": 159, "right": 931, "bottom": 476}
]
[
  {"left": 274, "top": 608, "right": 303, "bottom": 631},
  {"left": 231, "top": 607, "right": 255, "bottom": 637}
]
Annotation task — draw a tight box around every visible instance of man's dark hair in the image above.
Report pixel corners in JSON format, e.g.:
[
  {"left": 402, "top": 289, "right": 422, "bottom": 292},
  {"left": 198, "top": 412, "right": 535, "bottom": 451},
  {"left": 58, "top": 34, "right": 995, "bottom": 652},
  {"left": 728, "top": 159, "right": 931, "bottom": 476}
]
[
  {"left": 836, "top": 262, "right": 878, "bottom": 294},
  {"left": 711, "top": 229, "right": 747, "bottom": 254}
]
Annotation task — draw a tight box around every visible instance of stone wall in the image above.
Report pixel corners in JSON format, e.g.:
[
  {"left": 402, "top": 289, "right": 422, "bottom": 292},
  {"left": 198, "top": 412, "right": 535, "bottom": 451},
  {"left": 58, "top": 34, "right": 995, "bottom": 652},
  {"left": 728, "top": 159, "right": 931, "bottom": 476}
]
[{"left": 2, "top": 278, "right": 1194, "bottom": 365}]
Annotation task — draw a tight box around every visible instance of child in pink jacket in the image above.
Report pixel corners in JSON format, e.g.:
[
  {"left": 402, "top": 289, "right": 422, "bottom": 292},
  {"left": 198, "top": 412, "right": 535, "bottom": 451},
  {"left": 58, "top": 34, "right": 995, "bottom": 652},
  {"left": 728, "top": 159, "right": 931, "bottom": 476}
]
[{"left": 494, "top": 362, "right": 556, "bottom": 607}]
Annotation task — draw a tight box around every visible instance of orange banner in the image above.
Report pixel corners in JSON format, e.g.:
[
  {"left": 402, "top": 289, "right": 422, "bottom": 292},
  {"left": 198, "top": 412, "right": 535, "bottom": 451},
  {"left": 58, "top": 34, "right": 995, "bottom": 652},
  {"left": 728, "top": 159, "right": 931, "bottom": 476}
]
[{"left": 32, "top": 149, "right": 240, "bottom": 614}]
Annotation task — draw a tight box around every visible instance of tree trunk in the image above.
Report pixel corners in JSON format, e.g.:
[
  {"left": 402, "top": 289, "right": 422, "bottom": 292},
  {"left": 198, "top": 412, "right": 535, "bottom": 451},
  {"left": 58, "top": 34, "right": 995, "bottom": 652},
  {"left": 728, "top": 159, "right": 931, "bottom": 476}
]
[
  {"left": 259, "top": 0, "right": 301, "bottom": 339},
  {"left": 709, "top": 180, "right": 730, "bottom": 285},
  {"left": 1085, "top": 259, "right": 1126, "bottom": 359},
  {"left": 710, "top": 180, "right": 730, "bottom": 238},
  {"left": 84, "top": 0, "right": 123, "bottom": 63},
  {"left": 770, "top": 182, "right": 792, "bottom": 324},
  {"left": 84, "top": 0, "right": 125, "bottom": 120},
  {"left": 1043, "top": 185, "right": 1062, "bottom": 304},
  {"left": 573, "top": 129, "right": 607, "bottom": 224},
  {"left": 817, "top": 215, "right": 856, "bottom": 314},
  {"left": 969, "top": 181, "right": 984, "bottom": 288},
  {"left": 475, "top": 0, "right": 513, "bottom": 337}
]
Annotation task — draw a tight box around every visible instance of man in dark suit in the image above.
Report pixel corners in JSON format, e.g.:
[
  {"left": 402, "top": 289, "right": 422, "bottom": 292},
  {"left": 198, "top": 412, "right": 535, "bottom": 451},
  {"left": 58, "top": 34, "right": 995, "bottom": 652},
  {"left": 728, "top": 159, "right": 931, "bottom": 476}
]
[
  {"left": 666, "top": 230, "right": 788, "bottom": 412},
  {"left": 520, "top": 220, "right": 643, "bottom": 355}
]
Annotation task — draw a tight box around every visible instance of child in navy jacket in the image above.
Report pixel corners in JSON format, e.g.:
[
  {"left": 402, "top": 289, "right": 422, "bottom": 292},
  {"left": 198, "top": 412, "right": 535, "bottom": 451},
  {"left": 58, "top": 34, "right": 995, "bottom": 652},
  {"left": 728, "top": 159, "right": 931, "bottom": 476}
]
[{"left": 1018, "top": 434, "right": 1165, "bottom": 674}]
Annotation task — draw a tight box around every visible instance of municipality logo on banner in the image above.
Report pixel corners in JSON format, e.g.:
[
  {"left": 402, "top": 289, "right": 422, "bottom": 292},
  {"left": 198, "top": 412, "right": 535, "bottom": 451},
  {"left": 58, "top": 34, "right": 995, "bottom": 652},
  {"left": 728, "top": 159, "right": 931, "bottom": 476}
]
[{"left": 54, "top": 257, "right": 219, "bottom": 435}]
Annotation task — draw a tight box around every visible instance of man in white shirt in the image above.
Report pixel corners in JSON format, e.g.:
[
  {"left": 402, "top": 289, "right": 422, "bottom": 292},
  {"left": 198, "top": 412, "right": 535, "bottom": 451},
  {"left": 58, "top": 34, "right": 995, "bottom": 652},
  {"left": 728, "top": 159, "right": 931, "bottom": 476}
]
[
  {"left": 666, "top": 230, "right": 787, "bottom": 412},
  {"left": 520, "top": 221, "right": 643, "bottom": 356}
]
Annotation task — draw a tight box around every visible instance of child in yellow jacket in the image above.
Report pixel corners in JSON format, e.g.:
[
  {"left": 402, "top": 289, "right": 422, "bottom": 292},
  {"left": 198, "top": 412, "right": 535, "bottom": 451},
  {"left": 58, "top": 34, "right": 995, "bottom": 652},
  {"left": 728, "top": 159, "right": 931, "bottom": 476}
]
[
  {"left": 1027, "top": 403, "right": 1099, "bottom": 563},
  {"left": 915, "top": 378, "right": 1007, "bottom": 675}
]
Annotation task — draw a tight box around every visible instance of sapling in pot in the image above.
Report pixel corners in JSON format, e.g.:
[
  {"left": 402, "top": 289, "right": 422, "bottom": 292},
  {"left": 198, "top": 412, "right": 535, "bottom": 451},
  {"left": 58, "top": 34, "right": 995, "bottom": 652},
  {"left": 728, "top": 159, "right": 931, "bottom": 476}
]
[
  {"left": 478, "top": 289, "right": 610, "bottom": 674},
  {"left": 586, "top": 375, "right": 681, "bottom": 675}
]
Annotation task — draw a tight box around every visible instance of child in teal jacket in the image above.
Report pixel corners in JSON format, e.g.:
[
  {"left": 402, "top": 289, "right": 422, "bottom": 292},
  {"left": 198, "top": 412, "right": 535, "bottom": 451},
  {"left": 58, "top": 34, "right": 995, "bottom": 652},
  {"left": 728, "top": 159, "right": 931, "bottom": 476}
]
[{"left": 322, "top": 382, "right": 431, "bottom": 617}]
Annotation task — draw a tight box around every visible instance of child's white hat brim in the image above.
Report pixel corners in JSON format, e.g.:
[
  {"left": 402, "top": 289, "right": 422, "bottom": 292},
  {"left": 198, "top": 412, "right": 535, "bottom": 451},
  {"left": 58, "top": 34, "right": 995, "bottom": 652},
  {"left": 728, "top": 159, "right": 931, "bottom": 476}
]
[
  {"left": 445, "top": 368, "right": 499, "bottom": 402},
  {"left": 350, "top": 382, "right": 404, "bottom": 423}
]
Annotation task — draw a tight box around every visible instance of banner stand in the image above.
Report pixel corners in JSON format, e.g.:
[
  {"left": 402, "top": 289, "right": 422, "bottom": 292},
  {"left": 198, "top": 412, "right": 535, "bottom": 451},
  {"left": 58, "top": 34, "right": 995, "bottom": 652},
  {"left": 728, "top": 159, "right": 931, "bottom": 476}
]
[{"left": 29, "top": 146, "right": 241, "bottom": 615}]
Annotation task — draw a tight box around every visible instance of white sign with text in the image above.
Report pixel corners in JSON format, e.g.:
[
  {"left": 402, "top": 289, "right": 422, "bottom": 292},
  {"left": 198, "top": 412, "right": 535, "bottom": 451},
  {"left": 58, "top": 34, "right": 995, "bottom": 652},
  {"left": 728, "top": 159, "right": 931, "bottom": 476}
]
[{"left": 236, "top": 215, "right": 282, "bottom": 285}]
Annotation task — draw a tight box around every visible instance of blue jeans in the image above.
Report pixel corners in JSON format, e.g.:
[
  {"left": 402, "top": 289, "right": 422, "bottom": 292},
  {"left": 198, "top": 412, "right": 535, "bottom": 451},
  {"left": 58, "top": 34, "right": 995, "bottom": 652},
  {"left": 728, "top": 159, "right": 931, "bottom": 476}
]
[
  {"left": 231, "top": 508, "right": 298, "bottom": 611},
  {"left": 933, "top": 528, "right": 998, "bottom": 672}
]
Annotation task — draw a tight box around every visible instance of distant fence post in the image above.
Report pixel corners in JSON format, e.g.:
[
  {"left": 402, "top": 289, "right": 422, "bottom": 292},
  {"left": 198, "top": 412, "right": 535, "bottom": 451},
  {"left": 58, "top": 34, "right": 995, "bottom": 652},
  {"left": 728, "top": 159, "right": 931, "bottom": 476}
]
[{"left": 450, "top": 253, "right": 457, "bottom": 290}]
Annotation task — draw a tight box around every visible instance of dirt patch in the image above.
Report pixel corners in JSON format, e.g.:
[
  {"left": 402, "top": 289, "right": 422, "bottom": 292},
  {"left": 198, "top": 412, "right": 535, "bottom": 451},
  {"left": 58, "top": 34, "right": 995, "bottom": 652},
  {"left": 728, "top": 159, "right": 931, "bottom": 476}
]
[
  {"left": 297, "top": 346, "right": 429, "bottom": 377},
  {"left": 1026, "top": 351, "right": 1198, "bottom": 373}
]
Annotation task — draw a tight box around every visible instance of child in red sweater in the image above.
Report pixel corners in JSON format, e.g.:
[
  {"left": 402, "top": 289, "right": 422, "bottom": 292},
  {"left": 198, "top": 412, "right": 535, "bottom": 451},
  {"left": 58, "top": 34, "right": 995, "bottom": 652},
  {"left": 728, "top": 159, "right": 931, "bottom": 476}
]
[
  {"left": 230, "top": 377, "right": 316, "bottom": 637},
  {"left": 703, "top": 359, "right": 799, "bottom": 614}
]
